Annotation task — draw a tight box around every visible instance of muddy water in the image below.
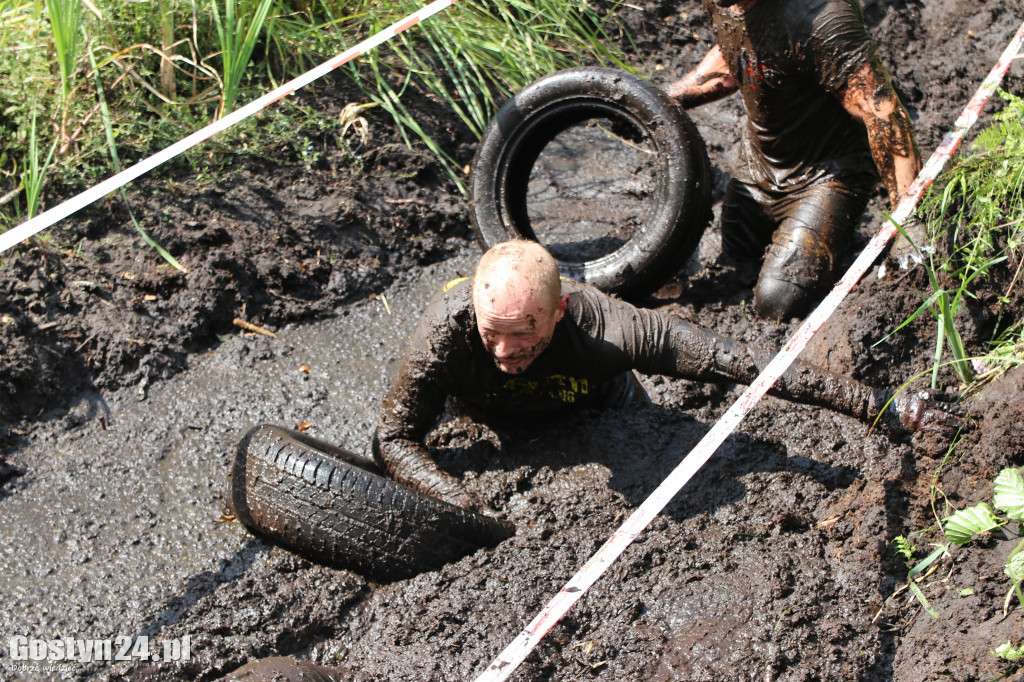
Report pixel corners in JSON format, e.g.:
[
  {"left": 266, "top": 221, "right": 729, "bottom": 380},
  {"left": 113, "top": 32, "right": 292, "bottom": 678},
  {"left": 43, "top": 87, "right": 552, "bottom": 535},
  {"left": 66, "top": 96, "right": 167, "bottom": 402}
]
[
  {"left": 0, "top": 229, "right": 910, "bottom": 681},
  {"left": 0, "top": 251, "right": 478, "bottom": 680}
]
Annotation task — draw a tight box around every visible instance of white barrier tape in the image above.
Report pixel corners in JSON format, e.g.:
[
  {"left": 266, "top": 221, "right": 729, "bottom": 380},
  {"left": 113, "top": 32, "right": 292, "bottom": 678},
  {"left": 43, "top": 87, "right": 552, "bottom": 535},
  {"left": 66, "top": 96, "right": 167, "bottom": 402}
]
[
  {"left": 475, "top": 17, "right": 1024, "bottom": 682},
  {"left": 0, "top": 0, "right": 458, "bottom": 256}
]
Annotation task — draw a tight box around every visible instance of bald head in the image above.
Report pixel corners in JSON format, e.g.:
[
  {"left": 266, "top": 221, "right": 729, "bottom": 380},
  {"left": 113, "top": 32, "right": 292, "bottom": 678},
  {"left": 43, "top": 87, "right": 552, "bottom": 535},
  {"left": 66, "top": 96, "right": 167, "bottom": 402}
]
[
  {"left": 472, "top": 241, "right": 567, "bottom": 374},
  {"left": 473, "top": 240, "right": 561, "bottom": 310}
]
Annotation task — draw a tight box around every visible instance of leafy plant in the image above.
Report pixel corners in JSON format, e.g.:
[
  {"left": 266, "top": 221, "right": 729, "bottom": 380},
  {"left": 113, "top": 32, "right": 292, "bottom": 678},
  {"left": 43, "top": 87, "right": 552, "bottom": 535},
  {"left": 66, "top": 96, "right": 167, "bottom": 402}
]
[
  {"left": 942, "top": 467, "right": 1024, "bottom": 615},
  {"left": 887, "top": 535, "right": 947, "bottom": 619},
  {"left": 905, "top": 89, "right": 1024, "bottom": 387},
  {"left": 943, "top": 502, "right": 1002, "bottom": 545},
  {"left": 992, "top": 640, "right": 1024, "bottom": 662}
]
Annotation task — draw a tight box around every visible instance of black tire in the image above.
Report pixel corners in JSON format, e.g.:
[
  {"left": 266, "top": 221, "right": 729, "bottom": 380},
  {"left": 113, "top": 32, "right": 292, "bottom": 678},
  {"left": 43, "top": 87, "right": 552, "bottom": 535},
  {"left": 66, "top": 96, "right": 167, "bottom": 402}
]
[
  {"left": 469, "top": 67, "right": 713, "bottom": 297},
  {"left": 228, "top": 424, "right": 514, "bottom": 581}
]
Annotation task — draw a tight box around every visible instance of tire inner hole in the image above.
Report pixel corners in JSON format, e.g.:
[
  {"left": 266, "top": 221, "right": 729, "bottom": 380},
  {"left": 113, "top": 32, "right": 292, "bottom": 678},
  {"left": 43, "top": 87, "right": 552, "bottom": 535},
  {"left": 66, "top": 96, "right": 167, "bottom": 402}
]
[{"left": 527, "top": 116, "right": 658, "bottom": 263}]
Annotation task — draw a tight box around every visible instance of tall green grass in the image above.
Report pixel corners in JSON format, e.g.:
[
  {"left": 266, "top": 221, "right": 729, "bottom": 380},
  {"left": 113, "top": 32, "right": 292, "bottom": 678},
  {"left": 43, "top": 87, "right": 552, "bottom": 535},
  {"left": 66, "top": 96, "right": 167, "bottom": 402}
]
[
  {"left": 347, "top": 0, "right": 630, "bottom": 190},
  {"left": 894, "top": 90, "right": 1024, "bottom": 389},
  {"left": 1, "top": 0, "right": 632, "bottom": 236},
  {"left": 211, "top": 0, "right": 276, "bottom": 118},
  {"left": 45, "top": 0, "right": 83, "bottom": 104}
]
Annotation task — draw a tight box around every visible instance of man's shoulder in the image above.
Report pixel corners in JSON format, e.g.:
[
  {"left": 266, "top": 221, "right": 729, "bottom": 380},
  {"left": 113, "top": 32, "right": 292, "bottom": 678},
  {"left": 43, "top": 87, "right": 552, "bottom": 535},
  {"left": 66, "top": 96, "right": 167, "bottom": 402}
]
[
  {"left": 414, "top": 276, "right": 476, "bottom": 344},
  {"left": 561, "top": 278, "right": 612, "bottom": 312}
]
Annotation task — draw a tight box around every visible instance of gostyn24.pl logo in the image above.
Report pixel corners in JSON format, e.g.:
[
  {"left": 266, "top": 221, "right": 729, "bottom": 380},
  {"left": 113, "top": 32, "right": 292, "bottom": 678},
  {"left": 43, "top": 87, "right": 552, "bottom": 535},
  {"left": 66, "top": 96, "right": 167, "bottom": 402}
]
[{"left": 8, "top": 635, "right": 191, "bottom": 663}]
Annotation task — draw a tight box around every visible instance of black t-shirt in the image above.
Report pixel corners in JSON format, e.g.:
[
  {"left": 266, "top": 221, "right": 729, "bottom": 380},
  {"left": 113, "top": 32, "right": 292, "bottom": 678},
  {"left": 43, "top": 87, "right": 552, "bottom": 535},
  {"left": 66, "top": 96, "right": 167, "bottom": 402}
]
[{"left": 704, "top": 0, "right": 879, "bottom": 193}]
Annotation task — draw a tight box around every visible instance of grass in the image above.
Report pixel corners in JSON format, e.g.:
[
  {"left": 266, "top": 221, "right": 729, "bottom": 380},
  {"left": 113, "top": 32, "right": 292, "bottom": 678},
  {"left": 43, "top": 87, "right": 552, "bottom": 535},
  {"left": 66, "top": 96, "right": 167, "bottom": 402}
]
[
  {"left": 45, "top": 0, "right": 83, "bottom": 104},
  {"left": 211, "top": 0, "right": 276, "bottom": 118},
  {"left": 888, "top": 90, "right": 1024, "bottom": 391},
  {"left": 22, "top": 112, "right": 57, "bottom": 220},
  {"left": 0, "top": 0, "right": 633, "bottom": 240},
  {"left": 881, "top": 90, "right": 1024, "bottom": 669}
]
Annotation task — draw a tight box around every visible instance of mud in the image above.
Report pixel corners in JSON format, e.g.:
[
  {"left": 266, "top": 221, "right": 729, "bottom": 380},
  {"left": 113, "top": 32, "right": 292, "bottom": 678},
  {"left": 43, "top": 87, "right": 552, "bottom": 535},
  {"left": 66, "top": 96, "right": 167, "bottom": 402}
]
[{"left": 1, "top": 1, "right": 1024, "bottom": 681}]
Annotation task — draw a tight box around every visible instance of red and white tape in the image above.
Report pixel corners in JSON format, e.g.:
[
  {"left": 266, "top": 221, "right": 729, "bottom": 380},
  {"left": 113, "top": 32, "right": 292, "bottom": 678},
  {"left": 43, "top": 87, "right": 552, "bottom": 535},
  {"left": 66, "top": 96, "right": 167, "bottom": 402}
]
[
  {"left": 474, "top": 18, "right": 1024, "bottom": 682},
  {"left": 0, "top": 0, "right": 458, "bottom": 256}
]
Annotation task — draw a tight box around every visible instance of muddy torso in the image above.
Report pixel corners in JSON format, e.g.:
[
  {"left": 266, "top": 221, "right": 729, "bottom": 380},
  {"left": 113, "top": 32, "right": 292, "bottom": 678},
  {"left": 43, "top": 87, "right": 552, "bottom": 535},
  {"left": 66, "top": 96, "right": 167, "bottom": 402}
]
[
  {"left": 399, "top": 278, "right": 670, "bottom": 419},
  {"left": 376, "top": 277, "right": 876, "bottom": 468},
  {"left": 705, "top": 0, "right": 878, "bottom": 192}
]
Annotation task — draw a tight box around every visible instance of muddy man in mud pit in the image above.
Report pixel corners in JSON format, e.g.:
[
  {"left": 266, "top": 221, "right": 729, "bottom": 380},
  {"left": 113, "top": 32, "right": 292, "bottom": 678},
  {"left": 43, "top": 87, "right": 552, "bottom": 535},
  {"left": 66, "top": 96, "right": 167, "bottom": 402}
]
[
  {"left": 666, "top": 0, "right": 921, "bottom": 320},
  {"left": 373, "top": 241, "right": 960, "bottom": 513}
]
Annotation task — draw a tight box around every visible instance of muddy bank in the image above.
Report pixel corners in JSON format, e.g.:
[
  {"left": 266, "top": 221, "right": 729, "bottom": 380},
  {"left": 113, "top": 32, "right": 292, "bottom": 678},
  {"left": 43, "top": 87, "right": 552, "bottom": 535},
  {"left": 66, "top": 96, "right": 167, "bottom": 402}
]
[{"left": 2, "top": 1, "right": 1024, "bottom": 680}]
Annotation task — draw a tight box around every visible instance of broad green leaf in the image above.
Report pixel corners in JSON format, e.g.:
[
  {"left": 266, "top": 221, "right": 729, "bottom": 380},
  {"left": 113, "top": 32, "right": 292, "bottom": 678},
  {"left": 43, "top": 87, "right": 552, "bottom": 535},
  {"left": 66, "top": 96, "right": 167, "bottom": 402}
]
[
  {"left": 992, "top": 641, "right": 1024, "bottom": 661},
  {"left": 943, "top": 503, "right": 1001, "bottom": 545},
  {"left": 1005, "top": 551, "right": 1024, "bottom": 583},
  {"left": 994, "top": 468, "right": 1024, "bottom": 519}
]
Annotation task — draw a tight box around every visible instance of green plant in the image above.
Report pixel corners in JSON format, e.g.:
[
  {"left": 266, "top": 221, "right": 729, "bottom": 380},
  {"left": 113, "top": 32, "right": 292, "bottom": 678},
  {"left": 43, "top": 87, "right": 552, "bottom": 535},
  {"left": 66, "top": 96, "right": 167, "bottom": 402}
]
[
  {"left": 88, "top": 38, "right": 184, "bottom": 271},
  {"left": 23, "top": 111, "right": 58, "bottom": 220},
  {"left": 993, "top": 640, "right": 1024, "bottom": 662},
  {"left": 46, "top": 0, "right": 84, "bottom": 104},
  {"left": 211, "top": 0, "right": 276, "bottom": 118},
  {"left": 345, "top": 0, "right": 631, "bottom": 192},
  {"left": 887, "top": 535, "right": 947, "bottom": 619},
  {"left": 943, "top": 467, "right": 1024, "bottom": 615},
  {"left": 880, "top": 91, "right": 1024, "bottom": 394}
]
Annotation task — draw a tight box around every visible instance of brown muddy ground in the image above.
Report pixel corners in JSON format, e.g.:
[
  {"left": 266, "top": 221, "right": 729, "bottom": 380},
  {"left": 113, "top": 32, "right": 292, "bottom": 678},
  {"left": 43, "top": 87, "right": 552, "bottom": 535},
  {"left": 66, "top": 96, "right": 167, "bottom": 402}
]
[{"left": 2, "top": 1, "right": 1024, "bottom": 680}]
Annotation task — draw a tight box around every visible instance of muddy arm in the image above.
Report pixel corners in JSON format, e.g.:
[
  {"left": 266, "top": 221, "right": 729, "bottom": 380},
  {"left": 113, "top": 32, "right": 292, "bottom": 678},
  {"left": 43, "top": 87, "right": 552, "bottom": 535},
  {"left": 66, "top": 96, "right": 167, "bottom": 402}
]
[
  {"left": 598, "top": 295, "right": 879, "bottom": 421},
  {"left": 373, "top": 364, "right": 481, "bottom": 509},
  {"left": 666, "top": 45, "right": 739, "bottom": 109},
  {"left": 839, "top": 57, "right": 921, "bottom": 209},
  {"left": 661, "top": 320, "right": 878, "bottom": 421},
  {"left": 372, "top": 303, "right": 488, "bottom": 510}
]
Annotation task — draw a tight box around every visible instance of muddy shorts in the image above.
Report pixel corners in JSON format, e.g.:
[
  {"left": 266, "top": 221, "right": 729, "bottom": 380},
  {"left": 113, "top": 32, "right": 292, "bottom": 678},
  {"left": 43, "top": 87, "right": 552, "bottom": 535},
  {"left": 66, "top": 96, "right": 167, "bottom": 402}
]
[{"left": 720, "top": 177, "right": 871, "bottom": 320}]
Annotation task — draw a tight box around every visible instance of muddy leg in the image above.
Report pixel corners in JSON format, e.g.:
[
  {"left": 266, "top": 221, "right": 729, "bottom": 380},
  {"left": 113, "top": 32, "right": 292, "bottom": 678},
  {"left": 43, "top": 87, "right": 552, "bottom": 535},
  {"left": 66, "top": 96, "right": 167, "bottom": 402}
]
[{"left": 753, "top": 182, "right": 868, "bottom": 320}]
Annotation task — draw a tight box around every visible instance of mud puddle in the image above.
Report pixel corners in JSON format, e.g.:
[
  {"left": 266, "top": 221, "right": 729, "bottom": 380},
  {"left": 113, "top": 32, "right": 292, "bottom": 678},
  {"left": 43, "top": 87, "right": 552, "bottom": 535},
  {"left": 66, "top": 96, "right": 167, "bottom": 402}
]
[
  {"left": 1, "top": 232, "right": 910, "bottom": 681},
  {"left": 0, "top": 249, "right": 479, "bottom": 681}
]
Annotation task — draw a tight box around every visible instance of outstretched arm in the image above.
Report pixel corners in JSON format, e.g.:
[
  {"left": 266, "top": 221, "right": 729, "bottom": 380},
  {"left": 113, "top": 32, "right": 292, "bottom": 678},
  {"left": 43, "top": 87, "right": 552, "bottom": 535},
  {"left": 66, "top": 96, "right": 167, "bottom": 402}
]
[
  {"left": 666, "top": 45, "right": 739, "bottom": 109},
  {"left": 661, "top": 320, "right": 961, "bottom": 435},
  {"left": 839, "top": 56, "right": 921, "bottom": 209}
]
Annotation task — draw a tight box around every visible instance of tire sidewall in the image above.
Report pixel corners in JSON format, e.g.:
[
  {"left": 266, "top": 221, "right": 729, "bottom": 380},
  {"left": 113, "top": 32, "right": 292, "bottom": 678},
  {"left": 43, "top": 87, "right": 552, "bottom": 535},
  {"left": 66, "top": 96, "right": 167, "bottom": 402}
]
[{"left": 470, "top": 67, "right": 711, "bottom": 296}]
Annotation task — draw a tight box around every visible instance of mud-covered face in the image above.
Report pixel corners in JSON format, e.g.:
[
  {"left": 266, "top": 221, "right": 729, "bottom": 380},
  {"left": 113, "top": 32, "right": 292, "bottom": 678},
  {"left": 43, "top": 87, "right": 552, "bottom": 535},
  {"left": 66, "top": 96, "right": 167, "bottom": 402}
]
[{"left": 475, "top": 292, "right": 568, "bottom": 375}]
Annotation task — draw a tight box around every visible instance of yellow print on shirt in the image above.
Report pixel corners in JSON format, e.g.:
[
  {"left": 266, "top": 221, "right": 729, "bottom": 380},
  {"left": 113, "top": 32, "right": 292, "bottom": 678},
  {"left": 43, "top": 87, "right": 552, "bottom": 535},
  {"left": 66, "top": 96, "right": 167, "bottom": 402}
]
[{"left": 497, "top": 375, "right": 589, "bottom": 404}]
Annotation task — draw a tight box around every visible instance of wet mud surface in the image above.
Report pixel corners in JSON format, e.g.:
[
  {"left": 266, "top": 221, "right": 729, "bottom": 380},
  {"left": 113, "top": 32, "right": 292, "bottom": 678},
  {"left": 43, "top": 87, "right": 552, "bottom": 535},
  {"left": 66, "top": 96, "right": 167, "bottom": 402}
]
[{"left": 2, "top": 1, "right": 1024, "bottom": 680}]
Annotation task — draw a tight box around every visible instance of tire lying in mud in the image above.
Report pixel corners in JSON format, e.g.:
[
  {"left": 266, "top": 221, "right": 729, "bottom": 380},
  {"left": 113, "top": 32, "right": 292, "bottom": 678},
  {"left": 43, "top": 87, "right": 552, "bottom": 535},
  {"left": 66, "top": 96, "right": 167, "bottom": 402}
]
[
  {"left": 228, "top": 424, "right": 515, "bottom": 582},
  {"left": 469, "top": 66, "right": 713, "bottom": 297}
]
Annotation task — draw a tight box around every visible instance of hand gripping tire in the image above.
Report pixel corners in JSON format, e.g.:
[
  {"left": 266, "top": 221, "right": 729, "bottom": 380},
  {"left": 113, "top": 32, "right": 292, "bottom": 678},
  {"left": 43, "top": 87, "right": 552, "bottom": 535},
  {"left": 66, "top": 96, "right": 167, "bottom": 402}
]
[
  {"left": 469, "top": 67, "right": 713, "bottom": 297},
  {"left": 228, "top": 424, "right": 514, "bottom": 581}
]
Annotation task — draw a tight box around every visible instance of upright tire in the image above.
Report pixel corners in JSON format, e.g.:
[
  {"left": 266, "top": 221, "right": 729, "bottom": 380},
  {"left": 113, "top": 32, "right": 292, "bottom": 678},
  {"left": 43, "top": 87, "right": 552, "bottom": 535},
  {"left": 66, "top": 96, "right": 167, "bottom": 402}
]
[
  {"left": 228, "top": 424, "right": 514, "bottom": 582},
  {"left": 470, "top": 67, "right": 712, "bottom": 297}
]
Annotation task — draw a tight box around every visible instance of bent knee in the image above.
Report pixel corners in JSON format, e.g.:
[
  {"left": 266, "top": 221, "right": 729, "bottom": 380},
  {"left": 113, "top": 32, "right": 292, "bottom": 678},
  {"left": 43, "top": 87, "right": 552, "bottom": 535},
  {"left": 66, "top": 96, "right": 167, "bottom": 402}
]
[{"left": 753, "top": 276, "right": 818, "bottom": 321}]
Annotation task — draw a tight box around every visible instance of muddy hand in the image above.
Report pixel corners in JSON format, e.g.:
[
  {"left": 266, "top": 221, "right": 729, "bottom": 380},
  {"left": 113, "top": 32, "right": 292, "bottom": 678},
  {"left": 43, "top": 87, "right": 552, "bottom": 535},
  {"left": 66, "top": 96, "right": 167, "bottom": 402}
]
[
  {"left": 874, "top": 387, "right": 966, "bottom": 435},
  {"left": 432, "top": 481, "right": 501, "bottom": 518},
  {"left": 888, "top": 215, "right": 930, "bottom": 270}
]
